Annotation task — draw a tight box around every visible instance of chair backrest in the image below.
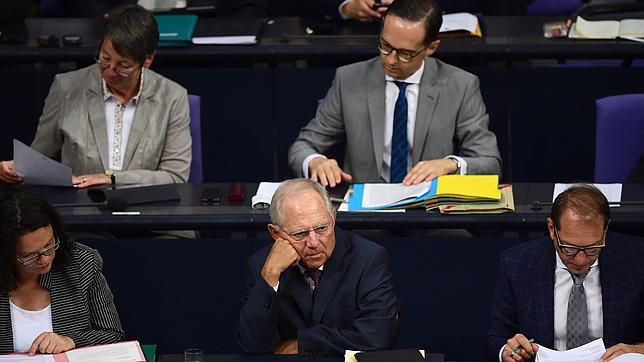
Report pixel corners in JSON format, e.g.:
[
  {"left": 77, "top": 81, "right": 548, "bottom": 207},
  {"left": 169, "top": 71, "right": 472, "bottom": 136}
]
[
  {"left": 527, "top": 0, "right": 581, "bottom": 15},
  {"left": 188, "top": 94, "right": 203, "bottom": 183},
  {"left": 594, "top": 93, "right": 644, "bottom": 182}
]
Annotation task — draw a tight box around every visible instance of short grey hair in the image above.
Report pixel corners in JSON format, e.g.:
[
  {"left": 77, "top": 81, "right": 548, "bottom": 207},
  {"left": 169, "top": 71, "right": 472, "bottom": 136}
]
[{"left": 269, "top": 178, "right": 334, "bottom": 226}]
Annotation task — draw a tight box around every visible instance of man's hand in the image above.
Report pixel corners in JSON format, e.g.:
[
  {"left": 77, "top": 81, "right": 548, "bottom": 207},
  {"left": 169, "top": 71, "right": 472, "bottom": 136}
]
[
  {"left": 402, "top": 159, "right": 458, "bottom": 185},
  {"left": 0, "top": 160, "right": 23, "bottom": 184},
  {"left": 309, "top": 157, "right": 352, "bottom": 188},
  {"left": 273, "top": 339, "right": 298, "bottom": 355},
  {"left": 502, "top": 334, "right": 538, "bottom": 362},
  {"left": 72, "top": 173, "right": 111, "bottom": 189},
  {"left": 261, "top": 238, "right": 301, "bottom": 288},
  {"left": 28, "top": 332, "right": 75, "bottom": 355},
  {"left": 601, "top": 343, "right": 644, "bottom": 361},
  {"left": 340, "top": 0, "right": 393, "bottom": 22}
]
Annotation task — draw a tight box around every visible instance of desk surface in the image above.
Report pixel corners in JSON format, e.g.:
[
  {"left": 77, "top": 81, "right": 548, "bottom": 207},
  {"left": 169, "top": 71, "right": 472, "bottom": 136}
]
[
  {"left": 3, "top": 16, "right": 644, "bottom": 64},
  {"left": 157, "top": 353, "right": 447, "bottom": 362},
  {"left": 2, "top": 183, "right": 644, "bottom": 232}
]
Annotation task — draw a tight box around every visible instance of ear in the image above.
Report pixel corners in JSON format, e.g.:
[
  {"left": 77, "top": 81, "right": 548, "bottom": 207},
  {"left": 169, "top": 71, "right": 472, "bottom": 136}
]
[
  {"left": 142, "top": 51, "right": 156, "bottom": 68},
  {"left": 267, "top": 224, "right": 280, "bottom": 241},
  {"left": 425, "top": 39, "right": 440, "bottom": 57},
  {"left": 547, "top": 217, "right": 556, "bottom": 241}
]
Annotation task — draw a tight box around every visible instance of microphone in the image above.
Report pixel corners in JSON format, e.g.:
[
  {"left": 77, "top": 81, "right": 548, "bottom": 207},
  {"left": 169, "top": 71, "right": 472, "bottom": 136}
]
[{"left": 53, "top": 197, "right": 128, "bottom": 212}]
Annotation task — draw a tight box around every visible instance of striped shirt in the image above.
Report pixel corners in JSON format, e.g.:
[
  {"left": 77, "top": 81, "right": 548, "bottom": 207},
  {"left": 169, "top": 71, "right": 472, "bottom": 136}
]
[{"left": 0, "top": 243, "right": 124, "bottom": 353}]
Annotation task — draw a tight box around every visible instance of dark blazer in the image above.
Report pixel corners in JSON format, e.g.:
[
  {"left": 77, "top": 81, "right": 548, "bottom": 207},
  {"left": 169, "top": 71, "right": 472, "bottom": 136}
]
[
  {"left": 485, "top": 233, "right": 644, "bottom": 360},
  {"left": 237, "top": 228, "right": 399, "bottom": 356},
  {"left": 0, "top": 243, "right": 124, "bottom": 353}
]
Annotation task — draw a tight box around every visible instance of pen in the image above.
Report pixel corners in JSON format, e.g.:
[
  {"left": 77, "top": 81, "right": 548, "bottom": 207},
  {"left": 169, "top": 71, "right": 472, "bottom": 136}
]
[
  {"left": 330, "top": 197, "right": 346, "bottom": 203},
  {"left": 510, "top": 338, "right": 535, "bottom": 356}
]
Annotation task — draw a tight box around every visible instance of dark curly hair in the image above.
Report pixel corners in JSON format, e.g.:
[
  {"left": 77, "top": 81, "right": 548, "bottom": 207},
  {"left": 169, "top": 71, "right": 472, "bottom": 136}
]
[{"left": 0, "top": 192, "right": 73, "bottom": 294}]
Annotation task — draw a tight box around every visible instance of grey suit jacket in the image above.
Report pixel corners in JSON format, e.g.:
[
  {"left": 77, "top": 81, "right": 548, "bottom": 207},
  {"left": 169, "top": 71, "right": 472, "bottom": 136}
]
[
  {"left": 288, "top": 57, "right": 502, "bottom": 182},
  {"left": 31, "top": 64, "right": 192, "bottom": 186}
]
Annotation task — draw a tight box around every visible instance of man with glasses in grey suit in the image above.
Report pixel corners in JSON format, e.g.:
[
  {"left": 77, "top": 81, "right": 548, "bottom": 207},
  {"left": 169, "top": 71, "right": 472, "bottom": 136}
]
[{"left": 289, "top": 0, "right": 501, "bottom": 188}]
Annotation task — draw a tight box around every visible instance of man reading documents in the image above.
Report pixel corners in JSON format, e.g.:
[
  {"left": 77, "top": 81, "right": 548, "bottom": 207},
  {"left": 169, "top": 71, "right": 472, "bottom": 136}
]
[
  {"left": 288, "top": 0, "right": 501, "bottom": 188},
  {"left": 485, "top": 184, "right": 644, "bottom": 362}
]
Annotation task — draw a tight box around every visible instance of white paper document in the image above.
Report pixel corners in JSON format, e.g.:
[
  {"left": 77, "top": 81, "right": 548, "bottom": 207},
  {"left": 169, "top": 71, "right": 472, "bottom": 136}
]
[
  {"left": 612, "top": 353, "right": 644, "bottom": 362},
  {"left": 361, "top": 182, "right": 430, "bottom": 209},
  {"left": 553, "top": 183, "right": 622, "bottom": 206},
  {"left": 440, "top": 12, "right": 478, "bottom": 33},
  {"left": 251, "top": 182, "right": 282, "bottom": 209},
  {"left": 65, "top": 341, "right": 145, "bottom": 362},
  {"left": 536, "top": 338, "right": 605, "bottom": 362},
  {"left": 12, "top": 139, "right": 73, "bottom": 187},
  {"left": 0, "top": 355, "right": 54, "bottom": 362},
  {"left": 192, "top": 36, "right": 257, "bottom": 45}
]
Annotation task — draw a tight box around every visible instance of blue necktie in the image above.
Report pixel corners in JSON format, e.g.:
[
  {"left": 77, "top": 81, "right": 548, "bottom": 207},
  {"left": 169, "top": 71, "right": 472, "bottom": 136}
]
[{"left": 391, "top": 81, "right": 409, "bottom": 183}]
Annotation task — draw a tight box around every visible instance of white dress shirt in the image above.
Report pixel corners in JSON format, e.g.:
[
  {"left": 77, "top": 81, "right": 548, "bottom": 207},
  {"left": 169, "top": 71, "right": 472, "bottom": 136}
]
[
  {"left": 554, "top": 252, "right": 603, "bottom": 351},
  {"left": 10, "top": 301, "right": 53, "bottom": 352},
  {"left": 498, "top": 253, "right": 603, "bottom": 361},
  {"left": 102, "top": 69, "right": 144, "bottom": 171},
  {"left": 303, "top": 60, "right": 466, "bottom": 180}
]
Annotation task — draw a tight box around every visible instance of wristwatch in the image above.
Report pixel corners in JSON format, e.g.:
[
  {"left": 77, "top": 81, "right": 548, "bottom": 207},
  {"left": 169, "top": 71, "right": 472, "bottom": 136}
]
[
  {"left": 104, "top": 169, "right": 116, "bottom": 187},
  {"left": 447, "top": 157, "right": 462, "bottom": 175}
]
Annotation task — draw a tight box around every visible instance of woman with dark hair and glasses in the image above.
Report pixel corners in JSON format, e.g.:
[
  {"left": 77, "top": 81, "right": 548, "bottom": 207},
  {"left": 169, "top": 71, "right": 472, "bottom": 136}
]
[{"left": 0, "top": 192, "right": 124, "bottom": 354}]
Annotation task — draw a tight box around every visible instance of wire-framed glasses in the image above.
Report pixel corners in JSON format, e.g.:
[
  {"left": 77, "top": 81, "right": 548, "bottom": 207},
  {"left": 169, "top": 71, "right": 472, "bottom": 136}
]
[
  {"left": 16, "top": 238, "right": 60, "bottom": 266},
  {"left": 554, "top": 226, "right": 606, "bottom": 256}
]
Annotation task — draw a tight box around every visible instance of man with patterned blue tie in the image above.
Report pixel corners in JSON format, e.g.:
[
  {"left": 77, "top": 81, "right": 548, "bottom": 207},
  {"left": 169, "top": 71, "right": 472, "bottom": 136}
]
[
  {"left": 288, "top": 0, "right": 501, "bottom": 188},
  {"left": 485, "top": 184, "right": 644, "bottom": 362}
]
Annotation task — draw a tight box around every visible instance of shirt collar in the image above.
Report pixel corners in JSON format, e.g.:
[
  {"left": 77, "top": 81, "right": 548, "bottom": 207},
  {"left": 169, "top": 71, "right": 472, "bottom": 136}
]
[
  {"left": 101, "top": 67, "right": 145, "bottom": 104},
  {"left": 385, "top": 59, "right": 425, "bottom": 84},
  {"left": 297, "top": 264, "right": 324, "bottom": 274}
]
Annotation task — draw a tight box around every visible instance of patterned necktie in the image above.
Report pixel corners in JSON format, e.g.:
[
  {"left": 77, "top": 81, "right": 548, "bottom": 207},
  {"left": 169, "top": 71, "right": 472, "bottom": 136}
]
[
  {"left": 566, "top": 271, "right": 590, "bottom": 349},
  {"left": 304, "top": 269, "right": 322, "bottom": 295},
  {"left": 390, "top": 81, "right": 409, "bottom": 183}
]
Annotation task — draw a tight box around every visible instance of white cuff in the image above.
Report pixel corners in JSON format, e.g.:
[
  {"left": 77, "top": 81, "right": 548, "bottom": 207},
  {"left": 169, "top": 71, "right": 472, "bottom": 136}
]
[
  {"left": 272, "top": 281, "right": 279, "bottom": 292},
  {"left": 338, "top": 0, "right": 352, "bottom": 20},
  {"left": 445, "top": 155, "right": 468, "bottom": 175},
  {"left": 499, "top": 343, "right": 506, "bottom": 362},
  {"left": 303, "top": 154, "right": 326, "bottom": 179}
]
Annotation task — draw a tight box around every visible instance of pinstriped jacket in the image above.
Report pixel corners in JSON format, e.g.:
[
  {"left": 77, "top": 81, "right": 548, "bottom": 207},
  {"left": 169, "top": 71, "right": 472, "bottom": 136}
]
[{"left": 0, "top": 243, "right": 124, "bottom": 353}]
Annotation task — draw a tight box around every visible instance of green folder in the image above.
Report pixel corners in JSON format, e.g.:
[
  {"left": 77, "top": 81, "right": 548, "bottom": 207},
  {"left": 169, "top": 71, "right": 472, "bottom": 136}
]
[
  {"left": 141, "top": 344, "right": 157, "bottom": 362},
  {"left": 155, "top": 14, "right": 198, "bottom": 47}
]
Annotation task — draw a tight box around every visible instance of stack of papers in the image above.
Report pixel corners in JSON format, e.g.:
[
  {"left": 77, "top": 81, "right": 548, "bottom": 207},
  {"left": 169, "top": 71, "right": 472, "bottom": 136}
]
[
  {"left": 343, "top": 175, "right": 501, "bottom": 212},
  {"left": 439, "top": 12, "right": 482, "bottom": 37},
  {"left": 0, "top": 341, "right": 145, "bottom": 361},
  {"left": 439, "top": 184, "right": 515, "bottom": 214},
  {"left": 251, "top": 182, "right": 281, "bottom": 209},
  {"left": 569, "top": 16, "right": 644, "bottom": 43}
]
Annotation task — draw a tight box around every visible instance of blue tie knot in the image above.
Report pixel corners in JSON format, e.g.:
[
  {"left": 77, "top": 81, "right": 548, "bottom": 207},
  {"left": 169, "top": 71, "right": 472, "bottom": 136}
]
[{"left": 394, "top": 81, "right": 408, "bottom": 92}]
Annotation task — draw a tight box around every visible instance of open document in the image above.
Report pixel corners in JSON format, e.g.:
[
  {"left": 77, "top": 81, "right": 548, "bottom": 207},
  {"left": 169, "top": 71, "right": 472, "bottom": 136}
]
[
  {"left": 12, "top": 139, "right": 73, "bottom": 187},
  {"left": 536, "top": 338, "right": 605, "bottom": 362},
  {"left": 0, "top": 341, "right": 145, "bottom": 362}
]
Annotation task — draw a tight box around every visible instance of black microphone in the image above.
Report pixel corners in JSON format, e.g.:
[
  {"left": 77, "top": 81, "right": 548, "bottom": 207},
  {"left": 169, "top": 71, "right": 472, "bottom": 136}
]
[{"left": 53, "top": 197, "right": 128, "bottom": 212}]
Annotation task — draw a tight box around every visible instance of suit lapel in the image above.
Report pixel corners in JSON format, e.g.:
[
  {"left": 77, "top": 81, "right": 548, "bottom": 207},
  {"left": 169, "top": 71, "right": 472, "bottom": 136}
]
[
  {"left": 599, "top": 238, "right": 620, "bottom": 344},
  {"left": 534, "top": 243, "right": 556, "bottom": 348},
  {"left": 122, "top": 69, "right": 155, "bottom": 170},
  {"left": 367, "top": 62, "right": 386, "bottom": 178},
  {"left": 281, "top": 266, "right": 313, "bottom": 322},
  {"left": 87, "top": 66, "right": 109, "bottom": 170},
  {"left": 412, "top": 59, "right": 441, "bottom": 164},
  {"left": 0, "top": 296, "right": 12, "bottom": 352},
  {"left": 312, "top": 229, "right": 352, "bottom": 323}
]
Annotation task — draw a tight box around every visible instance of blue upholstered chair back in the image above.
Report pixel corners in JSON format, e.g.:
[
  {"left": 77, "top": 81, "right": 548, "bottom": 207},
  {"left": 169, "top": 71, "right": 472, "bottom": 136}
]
[
  {"left": 188, "top": 94, "right": 203, "bottom": 183},
  {"left": 594, "top": 93, "right": 644, "bottom": 182}
]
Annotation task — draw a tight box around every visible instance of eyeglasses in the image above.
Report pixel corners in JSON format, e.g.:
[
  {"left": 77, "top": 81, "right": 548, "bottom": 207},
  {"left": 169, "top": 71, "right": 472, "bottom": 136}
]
[
  {"left": 95, "top": 53, "right": 138, "bottom": 78},
  {"left": 377, "top": 38, "right": 427, "bottom": 63},
  {"left": 554, "top": 226, "right": 606, "bottom": 256},
  {"left": 278, "top": 220, "right": 334, "bottom": 242},
  {"left": 16, "top": 238, "right": 60, "bottom": 266}
]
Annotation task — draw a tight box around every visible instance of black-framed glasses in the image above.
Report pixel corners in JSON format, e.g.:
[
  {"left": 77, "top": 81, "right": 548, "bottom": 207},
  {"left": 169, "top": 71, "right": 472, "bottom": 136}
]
[
  {"left": 554, "top": 226, "right": 606, "bottom": 256},
  {"left": 278, "top": 220, "right": 335, "bottom": 242},
  {"left": 377, "top": 38, "right": 427, "bottom": 63},
  {"left": 95, "top": 53, "right": 138, "bottom": 78},
  {"left": 16, "top": 238, "right": 60, "bottom": 266}
]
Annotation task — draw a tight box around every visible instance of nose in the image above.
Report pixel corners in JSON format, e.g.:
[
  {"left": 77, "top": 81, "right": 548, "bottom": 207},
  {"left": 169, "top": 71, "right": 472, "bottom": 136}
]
[
  {"left": 573, "top": 250, "right": 590, "bottom": 264},
  {"left": 386, "top": 50, "right": 399, "bottom": 65},
  {"left": 305, "top": 231, "right": 320, "bottom": 249}
]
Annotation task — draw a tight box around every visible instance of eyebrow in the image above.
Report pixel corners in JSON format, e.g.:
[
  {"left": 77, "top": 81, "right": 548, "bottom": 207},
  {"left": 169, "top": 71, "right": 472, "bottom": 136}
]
[{"left": 380, "top": 37, "right": 416, "bottom": 53}]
